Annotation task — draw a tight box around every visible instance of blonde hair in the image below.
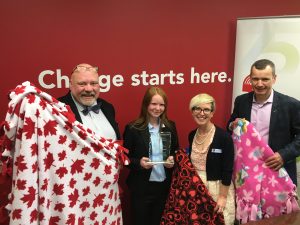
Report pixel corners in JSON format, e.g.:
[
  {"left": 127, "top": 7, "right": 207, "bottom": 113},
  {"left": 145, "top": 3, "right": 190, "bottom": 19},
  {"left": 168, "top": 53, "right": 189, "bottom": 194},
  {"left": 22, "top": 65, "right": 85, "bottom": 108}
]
[{"left": 189, "top": 93, "right": 216, "bottom": 112}]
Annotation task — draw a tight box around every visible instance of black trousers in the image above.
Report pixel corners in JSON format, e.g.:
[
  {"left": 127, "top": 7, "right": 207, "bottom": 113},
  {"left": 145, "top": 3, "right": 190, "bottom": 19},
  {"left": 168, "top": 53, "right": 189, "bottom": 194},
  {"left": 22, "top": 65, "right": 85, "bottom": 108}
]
[{"left": 130, "top": 180, "right": 169, "bottom": 225}]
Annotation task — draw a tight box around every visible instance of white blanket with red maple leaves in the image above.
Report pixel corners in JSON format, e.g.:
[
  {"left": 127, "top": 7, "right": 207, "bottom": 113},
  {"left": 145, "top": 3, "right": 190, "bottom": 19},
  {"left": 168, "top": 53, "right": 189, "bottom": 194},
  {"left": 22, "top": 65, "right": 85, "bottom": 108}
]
[{"left": 0, "top": 81, "right": 129, "bottom": 225}]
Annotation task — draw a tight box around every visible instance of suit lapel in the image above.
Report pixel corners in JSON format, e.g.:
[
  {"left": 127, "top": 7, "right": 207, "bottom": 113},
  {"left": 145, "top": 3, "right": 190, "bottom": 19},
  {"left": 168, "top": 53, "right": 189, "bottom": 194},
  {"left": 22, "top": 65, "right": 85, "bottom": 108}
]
[
  {"left": 244, "top": 93, "right": 253, "bottom": 121},
  {"left": 140, "top": 128, "right": 150, "bottom": 153},
  {"left": 269, "top": 91, "right": 279, "bottom": 145}
]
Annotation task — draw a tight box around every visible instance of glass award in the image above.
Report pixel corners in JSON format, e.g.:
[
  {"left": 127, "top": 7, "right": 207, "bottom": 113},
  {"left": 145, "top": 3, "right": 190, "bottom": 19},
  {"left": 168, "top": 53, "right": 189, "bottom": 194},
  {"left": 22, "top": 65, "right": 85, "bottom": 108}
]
[{"left": 148, "top": 132, "right": 171, "bottom": 164}]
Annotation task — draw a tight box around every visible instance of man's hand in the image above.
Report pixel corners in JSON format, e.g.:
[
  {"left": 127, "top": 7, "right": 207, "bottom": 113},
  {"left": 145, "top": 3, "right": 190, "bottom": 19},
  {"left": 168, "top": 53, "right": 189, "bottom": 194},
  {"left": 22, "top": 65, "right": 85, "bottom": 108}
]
[
  {"left": 265, "top": 152, "right": 284, "bottom": 171},
  {"left": 229, "top": 118, "right": 242, "bottom": 131}
]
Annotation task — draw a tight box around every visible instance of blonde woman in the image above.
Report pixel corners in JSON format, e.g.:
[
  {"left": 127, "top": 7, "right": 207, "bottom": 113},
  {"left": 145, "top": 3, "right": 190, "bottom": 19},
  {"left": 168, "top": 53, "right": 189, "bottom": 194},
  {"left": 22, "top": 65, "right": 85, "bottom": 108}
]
[{"left": 188, "top": 93, "right": 235, "bottom": 225}]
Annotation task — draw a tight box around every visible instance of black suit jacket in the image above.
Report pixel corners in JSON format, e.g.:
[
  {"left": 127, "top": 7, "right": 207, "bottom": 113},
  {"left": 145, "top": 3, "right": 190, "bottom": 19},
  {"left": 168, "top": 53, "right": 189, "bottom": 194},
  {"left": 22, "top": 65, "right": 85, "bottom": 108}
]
[
  {"left": 227, "top": 91, "right": 300, "bottom": 184},
  {"left": 123, "top": 121, "right": 179, "bottom": 192},
  {"left": 58, "top": 92, "right": 121, "bottom": 140}
]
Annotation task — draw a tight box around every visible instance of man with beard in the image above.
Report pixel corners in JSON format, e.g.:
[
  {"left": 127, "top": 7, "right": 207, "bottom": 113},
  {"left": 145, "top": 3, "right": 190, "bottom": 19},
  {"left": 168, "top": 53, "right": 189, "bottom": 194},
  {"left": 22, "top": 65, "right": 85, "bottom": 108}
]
[{"left": 58, "top": 63, "right": 120, "bottom": 140}]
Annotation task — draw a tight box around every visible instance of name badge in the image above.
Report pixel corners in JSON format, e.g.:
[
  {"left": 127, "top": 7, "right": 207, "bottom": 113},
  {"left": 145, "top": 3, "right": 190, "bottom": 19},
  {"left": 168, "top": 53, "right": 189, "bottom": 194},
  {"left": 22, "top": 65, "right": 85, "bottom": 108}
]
[{"left": 212, "top": 148, "right": 222, "bottom": 153}]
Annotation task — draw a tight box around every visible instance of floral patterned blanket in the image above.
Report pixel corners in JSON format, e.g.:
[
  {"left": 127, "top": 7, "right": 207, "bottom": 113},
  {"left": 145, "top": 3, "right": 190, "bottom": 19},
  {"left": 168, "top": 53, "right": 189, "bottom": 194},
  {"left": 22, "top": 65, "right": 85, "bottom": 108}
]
[
  {"left": 232, "top": 119, "right": 299, "bottom": 223},
  {"left": 0, "top": 81, "right": 129, "bottom": 225}
]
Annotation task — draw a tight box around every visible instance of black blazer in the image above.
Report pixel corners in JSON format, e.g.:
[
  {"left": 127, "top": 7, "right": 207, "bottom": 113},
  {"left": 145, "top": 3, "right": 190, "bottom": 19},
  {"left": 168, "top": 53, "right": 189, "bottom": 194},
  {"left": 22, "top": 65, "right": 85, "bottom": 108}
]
[
  {"left": 58, "top": 92, "right": 121, "bottom": 140},
  {"left": 188, "top": 126, "right": 234, "bottom": 186},
  {"left": 123, "top": 121, "right": 179, "bottom": 192},
  {"left": 227, "top": 91, "right": 300, "bottom": 184}
]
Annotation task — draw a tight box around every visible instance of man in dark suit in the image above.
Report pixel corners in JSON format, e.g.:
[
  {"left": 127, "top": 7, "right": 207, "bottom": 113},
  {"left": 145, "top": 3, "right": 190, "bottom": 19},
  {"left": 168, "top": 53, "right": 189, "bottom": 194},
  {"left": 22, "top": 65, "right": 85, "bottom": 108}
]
[
  {"left": 58, "top": 63, "right": 120, "bottom": 140},
  {"left": 228, "top": 59, "right": 300, "bottom": 185}
]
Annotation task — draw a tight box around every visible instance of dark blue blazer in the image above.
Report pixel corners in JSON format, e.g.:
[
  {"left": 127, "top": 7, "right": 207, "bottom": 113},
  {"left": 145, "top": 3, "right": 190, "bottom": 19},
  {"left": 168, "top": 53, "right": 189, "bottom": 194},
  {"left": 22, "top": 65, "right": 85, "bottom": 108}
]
[
  {"left": 58, "top": 92, "right": 121, "bottom": 140},
  {"left": 227, "top": 91, "right": 300, "bottom": 184}
]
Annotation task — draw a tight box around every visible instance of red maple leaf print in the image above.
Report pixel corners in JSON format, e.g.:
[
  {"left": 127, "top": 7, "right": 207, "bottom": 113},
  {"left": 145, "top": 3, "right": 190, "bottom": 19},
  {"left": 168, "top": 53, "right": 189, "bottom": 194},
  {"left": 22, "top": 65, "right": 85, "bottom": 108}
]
[
  {"left": 43, "top": 152, "right": 54, "bottom": 171},
  {"left": 90, "top": 158, "right": 100, "bottom": 169},
  {"left": 78, "top": 130, "right": 87, "bottom": 140},
  {"left": 53, "top": 183, "right": 64, "bottom": 195},
  {"left": 69, "top": 140, "right": 77, "bottom": 151},
  {"left": 91, "top": 142, "right": 102, "bottom": 153},
  {"left": 109, "top": 206, "right": 113, "bottom": 215},
  {"left": 39, "top": 196, "right": 45, "bottom": 205},
  {"left": 56, "top": 166, "right": 68, "bottom": 178},
  {"left": 103, "top": 181, "right": 111, "bottom": 189},
  {"left": 35, "top": 108, "right": 40, "bottom": 118},
  {"left": 102, "top": 217, "right": 107, "bottom": 225},
  {"left": 21, "top": 186, "right": 36, "bottom": 207},
  {"left": 54, "top": 202, "right": 65, "bottom": 212},
  {"left": 39, "top": 212, "right": 45, "bottom": 221},
  {"left": 12, "top": 208, "right": 22, "bottom": 220},
  {"left": 90, "top": 211, "right": 98, "bottom": 221},
  {"left": 41, "top": 178, "right": 48, "bottom": 191},
  {"left": 58, "top": 150, "right": 66, "bottom": 161},
  {"left": 66, "top": 214, "right": 75, "bottom": 225},
  {"left": 44, "top": 140, "right": 50, "bottom": 151},
  {"left": 84, "top": 172, "right": 92, "bottom": 181},
  {"left": 47, "top": 199, "right": 51, "bottom": 209},
  {"left": 52, "top": 107, "right": 60, "bottom": 116},
  {"left": 23, "top": 117, "right": 36, "bottom": 139},
  {"left": 78, "top": 217, "right": 85, "bottom": 225},
  {"left": 15, "top": 154, "right": 28, "bottom": 172},
  {"left": 14, "top": 84, "right": 26, "bottom": 94},
  {"left": 81, "top": 147, "right": 90, "bottom": 155},
  {"left": 49, "top": 216, "right": 60, "bottom": 225},
  {"left": 30, "top": 209, "right": 38, "bottom": 223},
  {"left": 113, "top": 173, "right": 119, "bottom": 183},
  {"left": 104, "top": 165, "right": 112, "bottom": 175},
  {"left": 82, "top": 186, "right": 90, "bottom": 196},
  {"left": 71, "top": 159, "right": 85, "bottom": 175},
  {"left": 58, "top": 135, "right": 67, "bottom": 144},
  {"left": 32, "top": 162, "right": 38, "bottom": 173},
  {"left": 103, "top": 204, "right": 109, "bottom": 212},
  {"left": 27, "top": 94, "right": 36, "bottom": 104},
  {"left": 69, "top": 178, "right": 77, "bottom": 188},
  {"left": 16, "top": 179, "right": 27, "bottom": 190},
  {"left": 44, "top": 119, "right": 58, "bottom": 136},
  {"left": 39, "top": 99, "right": 47, "bottom": 110},
  {"left": 93, "top": 193, "right": 105, "bottom": 208},
  {"left": 30, "top": 143, "right": 38, "bottom": 156},
  {"left": 108, "top": 190, "right": 113, "bottom": 199},
  {"left": 64, "top": 122, "right": 73, "bottom": 133},
  {"left": 93, "top": 176, "right": 101, "bottom": 186},
  {"left": 80, "top": 201, "right": 90, "bottom": 212},
  {"left": 16, "top": 127, "right": 23, "bottom": 140},
  {"left": 68, "top": 189, "right": 79, "bottom": 207},
  {"left": 37, "top": 127, "right": 43, "bottom": 136},
  {"left": 104, "top": 152, "right": 112, "bottom": 161}
]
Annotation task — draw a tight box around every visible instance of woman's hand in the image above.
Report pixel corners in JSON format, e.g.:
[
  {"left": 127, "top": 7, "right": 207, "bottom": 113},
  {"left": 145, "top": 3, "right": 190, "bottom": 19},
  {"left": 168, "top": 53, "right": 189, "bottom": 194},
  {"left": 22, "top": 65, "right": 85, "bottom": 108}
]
[
  {"left": 140, "top": 157, "right": 153, "bottom": 169},
  {"left": 164, "top": 156, "right": 174, "bottom": 168},
  {"left": 214, "top": 195, "right": 227, "bottom": 214}
]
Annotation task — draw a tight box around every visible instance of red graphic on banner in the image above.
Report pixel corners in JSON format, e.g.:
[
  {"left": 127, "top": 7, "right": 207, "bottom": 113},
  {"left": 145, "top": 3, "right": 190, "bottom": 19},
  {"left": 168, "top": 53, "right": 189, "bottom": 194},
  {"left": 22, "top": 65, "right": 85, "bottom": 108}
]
[{"left": 242, "top": 75, "right": 252, "bottom": 92}]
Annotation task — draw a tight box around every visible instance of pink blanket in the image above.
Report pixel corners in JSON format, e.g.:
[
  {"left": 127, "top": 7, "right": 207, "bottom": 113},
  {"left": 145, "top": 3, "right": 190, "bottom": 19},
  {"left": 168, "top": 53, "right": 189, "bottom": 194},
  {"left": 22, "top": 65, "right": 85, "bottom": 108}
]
[
  {"left": 0, "top": 81, "right": 129, "bottom": 225},
  {"left": 232, "top": 119, "right": 299, "bottom": 223}
]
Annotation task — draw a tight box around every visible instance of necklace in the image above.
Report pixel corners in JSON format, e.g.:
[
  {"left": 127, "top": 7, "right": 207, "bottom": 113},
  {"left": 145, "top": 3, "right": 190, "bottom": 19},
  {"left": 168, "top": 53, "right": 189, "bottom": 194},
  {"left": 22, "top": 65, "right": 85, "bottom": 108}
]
[{"left": 194, "top": 125, "right": 214, "bottom": 145}]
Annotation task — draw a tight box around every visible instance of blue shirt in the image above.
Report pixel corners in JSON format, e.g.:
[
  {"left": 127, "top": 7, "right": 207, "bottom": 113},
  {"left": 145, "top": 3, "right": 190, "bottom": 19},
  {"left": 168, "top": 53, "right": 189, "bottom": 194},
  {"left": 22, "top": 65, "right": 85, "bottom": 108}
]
[{"left": 148, "top": 123, "right": 166, "bottom": 182}]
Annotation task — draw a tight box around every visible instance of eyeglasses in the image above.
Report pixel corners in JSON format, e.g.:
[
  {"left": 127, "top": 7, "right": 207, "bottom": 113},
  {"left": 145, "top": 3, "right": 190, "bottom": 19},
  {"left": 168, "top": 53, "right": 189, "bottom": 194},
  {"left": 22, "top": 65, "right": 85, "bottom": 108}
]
[
  {"left": 192, "top": 106, "right": 212, "bottom": 114},
  {"left": 72, "top": 65, "right": 98, "bottom": 73}
]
